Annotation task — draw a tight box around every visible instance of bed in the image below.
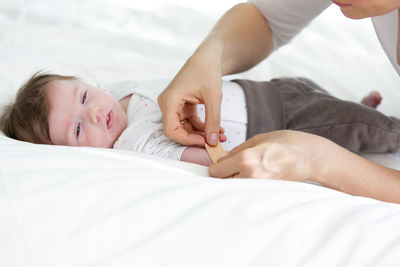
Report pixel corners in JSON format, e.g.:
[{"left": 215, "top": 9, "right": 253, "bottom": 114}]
[{"left": 1, "top": 0, "right": 400, "bottom": 266}]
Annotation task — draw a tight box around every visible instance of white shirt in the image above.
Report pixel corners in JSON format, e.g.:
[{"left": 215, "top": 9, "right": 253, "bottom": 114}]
[
  {"left": 110, "top": 81, "right": 248, "bottom": 160},
  {"left": 113, "top": 93, "right": 187, "bottom": 160},
  {"left": 249, "top": 0, "right": 400, "bottom": 75}
]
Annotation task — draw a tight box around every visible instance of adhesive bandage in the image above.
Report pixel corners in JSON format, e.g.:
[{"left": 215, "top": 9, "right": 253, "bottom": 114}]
[{"left": 205, "top": 142, "right": 228, "bottom": 163}]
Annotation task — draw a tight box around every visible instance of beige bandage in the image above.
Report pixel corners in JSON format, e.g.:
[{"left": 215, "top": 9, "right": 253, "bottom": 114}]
[{"left": 205, "top": 142, "right": 228, "bottom": 163}]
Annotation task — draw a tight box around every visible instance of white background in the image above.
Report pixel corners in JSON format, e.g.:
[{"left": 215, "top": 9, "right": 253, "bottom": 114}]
[{"left": 1, "top": 0, "right": 400, "bottom": 117}]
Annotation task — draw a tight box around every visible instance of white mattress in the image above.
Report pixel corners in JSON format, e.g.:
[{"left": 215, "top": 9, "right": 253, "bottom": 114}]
[{"left": 1, "top": 0, "right": 400, "bottom": 266}]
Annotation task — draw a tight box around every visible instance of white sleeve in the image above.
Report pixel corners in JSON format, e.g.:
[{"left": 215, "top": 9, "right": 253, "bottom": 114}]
[
  {"left": 114, "top": 121, "right": 187, "bottom": 161},
  {"left": 113, "top": 95, "right": 187, "bottom": 161},
  {"left": 248, "top": 0, "right": 332, "bottom": 49}
]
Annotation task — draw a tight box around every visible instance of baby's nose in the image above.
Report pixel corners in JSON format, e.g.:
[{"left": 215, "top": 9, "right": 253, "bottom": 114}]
[{"left": 89, "top": 106, "right": 101, "bottom": 124}]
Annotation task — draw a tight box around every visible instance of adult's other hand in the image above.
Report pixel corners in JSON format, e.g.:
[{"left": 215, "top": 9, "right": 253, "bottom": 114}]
[
  {"left": 209, "top": 130, "right": 400, "bottom": 204},
  {"left": 209, "top": 130, "right": 317, "bottom": 181}
]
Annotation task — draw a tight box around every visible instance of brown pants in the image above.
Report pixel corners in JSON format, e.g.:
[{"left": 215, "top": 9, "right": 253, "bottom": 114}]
[{"left": 233, "top": 78, "right": 400, "bottom": 153}]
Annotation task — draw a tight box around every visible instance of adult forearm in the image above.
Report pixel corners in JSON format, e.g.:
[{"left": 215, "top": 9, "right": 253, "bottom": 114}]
[
  {"left": 208, "top": 130, "right": 400, "bottom": 203},
  {"left": 312, "top": 139, "right": 400, "bottom": 204},
  {"left": 192, "top": 3, "right": 274, "bottom": 75}
]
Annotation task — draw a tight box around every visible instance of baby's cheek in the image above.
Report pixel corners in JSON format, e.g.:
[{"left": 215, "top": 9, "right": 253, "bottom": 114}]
[{"left": 87, "top": 131, "right": 110, "bottom": 148}]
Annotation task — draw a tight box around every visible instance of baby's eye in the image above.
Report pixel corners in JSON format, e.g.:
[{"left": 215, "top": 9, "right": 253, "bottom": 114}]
[
  {"left": 81, "top": 90, "right": 87, "bottom": 104},
  {"left": 76, "top": 123, "right": 81, "bottom": 138}
]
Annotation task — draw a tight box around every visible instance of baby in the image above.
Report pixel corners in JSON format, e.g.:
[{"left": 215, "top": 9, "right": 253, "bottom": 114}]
[{"left": 1, "top": 72, "right": 399, "bottom": 166}]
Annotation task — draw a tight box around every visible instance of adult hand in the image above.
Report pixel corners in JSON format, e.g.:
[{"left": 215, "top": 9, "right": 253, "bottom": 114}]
[
  {"left": 158, "top": 3, "right": 273, "bottom": 147},
  {"left": 209, "top": 130, "right": 322, "bottom": 181},
  {"left": 158, "top": 41, "right": 226, "bottom": 146},
  {"left": 209, "top": 130, "right": 400, "bottom": 204}
]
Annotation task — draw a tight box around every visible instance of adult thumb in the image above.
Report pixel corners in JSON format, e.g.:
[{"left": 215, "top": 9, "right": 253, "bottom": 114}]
[{"left": 204, "top": 93, "right": 222, "bottom": 146}]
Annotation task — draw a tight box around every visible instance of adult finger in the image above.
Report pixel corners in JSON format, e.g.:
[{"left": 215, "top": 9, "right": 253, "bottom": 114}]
[
  {"left": 181, "top": 124, "right": 206, "bottom": 138},
  {"left": 162, "top": 105, "right": 205, "bottom": 146},
  {"left": 219, "top": 133, "right": 227, "bottom": 142},
  {"left": 173, "top": 127, "right": 205, "bottom": 146},
  {"left": 188, "top": 115, "right": 205, "bottom": 131},
  {"left": 232, "top": 173, "right": 242, "bottom": 178},
  {"left": 209, "top": 153, "right": 241, "bottom": 178}
]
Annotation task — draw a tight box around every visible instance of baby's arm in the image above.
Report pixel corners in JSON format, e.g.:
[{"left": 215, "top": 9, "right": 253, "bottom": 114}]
[{"left": 181, "top": 147, "right": 212, "bottom": 166}]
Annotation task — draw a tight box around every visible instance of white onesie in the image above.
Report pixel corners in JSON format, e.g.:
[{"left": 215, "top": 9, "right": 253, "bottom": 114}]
[{"left": 112, "top": 81, "right": 247, "bottom": 161}]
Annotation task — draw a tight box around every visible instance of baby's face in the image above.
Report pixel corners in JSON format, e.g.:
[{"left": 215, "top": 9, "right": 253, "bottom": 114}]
[{"left": 46, "top": 79, "right": 127, "bottom": 148}]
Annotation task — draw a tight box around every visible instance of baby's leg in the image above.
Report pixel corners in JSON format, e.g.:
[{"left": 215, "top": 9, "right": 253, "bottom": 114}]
[
  {"left": 276, "top": 78, "right": 400, "bottom": 153},
  {"left": 233, "top": 79, "right": 286, "bottom": 140}
]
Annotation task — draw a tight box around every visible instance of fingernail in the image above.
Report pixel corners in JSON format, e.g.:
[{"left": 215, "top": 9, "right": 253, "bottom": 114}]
[{"left": 208, "top": 133, "right": 218, "bottom": 146}]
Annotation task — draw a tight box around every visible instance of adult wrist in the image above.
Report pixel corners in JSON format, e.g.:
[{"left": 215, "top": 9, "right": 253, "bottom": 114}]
[{"left": 304, "top": 137, "right": 333, "bottom": 186}]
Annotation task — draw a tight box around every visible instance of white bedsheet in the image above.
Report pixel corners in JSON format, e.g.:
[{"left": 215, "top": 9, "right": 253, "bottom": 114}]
[
  {"left": 2, "top": 140, "right": 400, "bottom": 266},
  {"left": 1, "top": 0, "right": 400, "bottom": 266}
]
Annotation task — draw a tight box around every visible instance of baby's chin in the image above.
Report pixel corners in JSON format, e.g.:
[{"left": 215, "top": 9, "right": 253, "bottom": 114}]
[
  {"left": 108, "top": 134, "right": 121, "bottom": 149},
  {"left": 111, "top": 123, "right": 127, "bottom": 148},
  {"left": 107, "top": 137, "right": 118, "bottom": 148},
  {"left": 96, "top": 134, "right": 120, "bottom": 149}
]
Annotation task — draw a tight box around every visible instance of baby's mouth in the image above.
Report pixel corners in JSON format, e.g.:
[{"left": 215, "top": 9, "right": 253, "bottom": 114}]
[{"left": 107, "top": 111, "right": 114, "bottom": 130}]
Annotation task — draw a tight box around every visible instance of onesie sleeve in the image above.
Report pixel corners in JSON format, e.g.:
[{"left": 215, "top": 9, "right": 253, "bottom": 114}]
[
  {"left": 113, "top": 95, "right": 187, "bottom": 161},
  {"left": 248, "top": 0, "right": 332, "bottom": 49},
  {"left": 114, "top": 122, "right": 187, "bottom": 161}
]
